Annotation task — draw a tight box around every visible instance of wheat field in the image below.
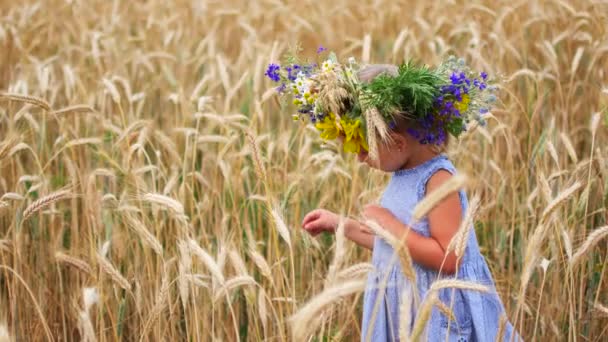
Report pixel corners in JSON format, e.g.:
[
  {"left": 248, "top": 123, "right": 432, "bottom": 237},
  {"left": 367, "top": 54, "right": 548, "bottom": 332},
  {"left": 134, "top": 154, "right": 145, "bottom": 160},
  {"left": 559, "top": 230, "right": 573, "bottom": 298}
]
[{"left": 0, "top": 0, "right": 607, "bottom": 341}]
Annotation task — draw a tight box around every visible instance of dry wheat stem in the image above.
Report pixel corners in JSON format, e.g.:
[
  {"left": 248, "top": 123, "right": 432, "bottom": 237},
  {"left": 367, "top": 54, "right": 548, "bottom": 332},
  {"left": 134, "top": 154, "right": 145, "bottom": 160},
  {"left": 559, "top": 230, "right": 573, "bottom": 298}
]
[
  {"left": 412, "top": 174, "right": 468, "bottom": 222},
  {"left": 570, "top": 226, "right": 608, "bottom": 266},
  {"left": 55, "top": 252, "right": 93, "bottom": 276},
  {"left": 96, "top": 253, "right": 132, "bottom": 291},
  {"left": 291, "top": 278, "right": 366, "bottom": 340},
  {"left": 0, "top": 92, "right": 51, "bottom": 111},
  {"left": 22, "top": 189, "right": 72, "bottom": 223},
  {"left": 187, "top": 239, "right": 225, "bottom": 284}
]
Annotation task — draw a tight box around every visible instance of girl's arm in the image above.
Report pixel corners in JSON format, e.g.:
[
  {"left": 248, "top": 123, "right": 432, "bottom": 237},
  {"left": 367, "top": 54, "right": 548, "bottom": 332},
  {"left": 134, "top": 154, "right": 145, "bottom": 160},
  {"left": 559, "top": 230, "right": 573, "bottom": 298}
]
[
  {"left": 364, "top": 170, "right": 462, "bottom": 274},
  {"left": 344, "top": 217, "right": 374, "bottom": 250},
  {"left": 302, "top": 209, "right": 374, "bottom": 250}
]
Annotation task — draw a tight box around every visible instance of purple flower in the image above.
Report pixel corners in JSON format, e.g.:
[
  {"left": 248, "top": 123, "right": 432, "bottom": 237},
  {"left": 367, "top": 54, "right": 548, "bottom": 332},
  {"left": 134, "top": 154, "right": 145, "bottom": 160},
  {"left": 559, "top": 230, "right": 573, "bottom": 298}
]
[
  {"left": 407, "top": 128, "right": 421, "bottom": 139},
  {"left": 479, "top": 108, "right": 489, "bottom": 114},
  {"left": 286, "top": 66, "right": 297, "bottom": 81},
  {"left": 481, "top": 71, "right": 488, "bottom": 80},
  {"left": 265, "top": 64, "right": 281, "bottom": 82},
  {"left": 276, "top": 83, "right": 287, "bottom": 93},
  {"left": 454, "top": 89, "right": 462, "bottom": 101},
  {"left": 450, "top": 73, "right": 461, "bottom": 85},
  {"left": 317, "top": 45, "right": 327, "bottom": 54}
]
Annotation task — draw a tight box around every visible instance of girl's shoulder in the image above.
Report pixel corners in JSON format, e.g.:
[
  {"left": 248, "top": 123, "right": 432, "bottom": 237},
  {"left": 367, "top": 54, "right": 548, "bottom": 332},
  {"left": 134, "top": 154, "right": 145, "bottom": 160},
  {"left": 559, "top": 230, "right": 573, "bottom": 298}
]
[
  {"left": 418, "top": 154, "right": 458, "bottom": 179},
  {"left": 415, "top": 154, "right": 460, "bottom": 200}
]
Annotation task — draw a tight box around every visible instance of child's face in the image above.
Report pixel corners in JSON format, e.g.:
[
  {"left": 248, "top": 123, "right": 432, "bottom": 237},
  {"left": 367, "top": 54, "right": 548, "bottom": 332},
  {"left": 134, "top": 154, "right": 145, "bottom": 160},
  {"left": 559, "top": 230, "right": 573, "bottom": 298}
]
[{"left": 356, "top": 133, "right": 412, "bottom": 172}]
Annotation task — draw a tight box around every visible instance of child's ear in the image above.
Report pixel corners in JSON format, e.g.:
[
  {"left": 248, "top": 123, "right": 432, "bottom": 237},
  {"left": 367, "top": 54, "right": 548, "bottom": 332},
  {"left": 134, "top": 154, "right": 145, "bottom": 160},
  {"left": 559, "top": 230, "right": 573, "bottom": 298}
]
[{"left": 394, "top": 134, "right": 408, "bottom": 151}]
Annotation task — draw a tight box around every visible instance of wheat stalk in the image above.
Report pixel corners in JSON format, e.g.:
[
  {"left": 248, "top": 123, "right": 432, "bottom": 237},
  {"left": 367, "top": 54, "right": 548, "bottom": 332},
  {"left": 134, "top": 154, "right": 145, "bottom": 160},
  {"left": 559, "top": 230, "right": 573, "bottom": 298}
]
[
  {"left": 51, "top": 104, "right": 96, "bottom": 116},
  {"left": 96, "top": 253, "right": 131, "bottom": 291},
  {"left": 447, "top": 194, "right": 481, "bottom": 257},
  {"left": 409, "top": 291, "right": 437, "bottom": 341},
  {"left": 141, "top": 262, "right": 172, "bottom": 340},
  {"left": 540, "top": 182, "right": 582, "bottom": 222},
  {"left": 325, "top": 218, "right": 346, "bottom": 286},
  {"left": 398, "top": 285, "right": 414, "bottom": 341},
  {"left": 594, "top": 302, "right": 608, "bottom": 316},
  {"left": 55, "top": 251, "right": 93, "bottom": 276},
  {"left": 364, "top": 219, "right": 417, "bottom": 286},
  {"left": 412, "top": 174, "right": 468, "bottom": 222},
  {"left": 570, "top": 226, "right": 608, "bottom": 266},
  {"left": 213, "top": 275, "right": 257, "bottom": 303},
  {"left": 124, "top": 214, "right": 163, "bottom": 256},
  {"left": 187, "top": 239, "right": 225, "bottom": 284},
  {"left": 496, "top": 314, "right": 508, "bottom": 342},
  {"left": 290, "top": 278, "right": 366, "bottom": 340},
  {"left": 245, "top": 130, "right": 267, "bottom": 180},
  {"left": 0, "top": 92, "right": 51, "bottom": 111},
  {"left": 269, "top": 206, "right": 292, "bottom": 248},
  {"left": 22, "top": 189, "right": 72, "bottom": 223}
]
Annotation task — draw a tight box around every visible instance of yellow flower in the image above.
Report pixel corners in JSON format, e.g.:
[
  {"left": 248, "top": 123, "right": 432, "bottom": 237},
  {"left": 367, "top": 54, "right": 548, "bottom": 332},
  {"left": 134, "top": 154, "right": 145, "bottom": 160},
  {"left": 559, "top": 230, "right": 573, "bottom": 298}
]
[
  {"left": 455, "top": 94, "right": 470, "bottom": 113},
  {"left": 340, "top": 116, "right": 368, "bottom": 154},
  {"left": 315, "top": 112, "right": 341, "bottom": 140}
]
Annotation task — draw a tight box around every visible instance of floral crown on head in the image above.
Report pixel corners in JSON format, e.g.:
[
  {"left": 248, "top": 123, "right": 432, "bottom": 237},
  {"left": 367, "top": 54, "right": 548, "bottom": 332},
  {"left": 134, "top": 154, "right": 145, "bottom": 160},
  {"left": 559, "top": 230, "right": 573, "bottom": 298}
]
[{"left": 265, "top": 46, "right": 498, "bottom": 159}]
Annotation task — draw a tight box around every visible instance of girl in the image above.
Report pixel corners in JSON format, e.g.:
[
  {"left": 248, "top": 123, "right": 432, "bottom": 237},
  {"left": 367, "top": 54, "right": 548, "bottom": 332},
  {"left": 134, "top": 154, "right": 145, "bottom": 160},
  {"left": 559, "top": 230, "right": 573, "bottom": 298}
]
[{"left": 300, "top": 65, "right": 520, "bottom": 341}]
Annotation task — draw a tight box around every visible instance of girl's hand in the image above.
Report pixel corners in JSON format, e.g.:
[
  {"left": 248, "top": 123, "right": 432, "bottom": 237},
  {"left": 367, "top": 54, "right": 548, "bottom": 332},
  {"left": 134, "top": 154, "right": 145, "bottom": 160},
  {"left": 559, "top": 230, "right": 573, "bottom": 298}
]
[{"left": 301, "top": 209, "right": 339, "bottom": 236}]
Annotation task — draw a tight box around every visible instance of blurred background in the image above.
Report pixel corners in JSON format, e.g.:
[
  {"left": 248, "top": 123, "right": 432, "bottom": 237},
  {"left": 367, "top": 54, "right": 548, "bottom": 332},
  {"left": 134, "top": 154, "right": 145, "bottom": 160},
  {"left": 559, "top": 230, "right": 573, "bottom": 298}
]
[{"left": 0, "top": 0, "right": 607, "bottom": 340}]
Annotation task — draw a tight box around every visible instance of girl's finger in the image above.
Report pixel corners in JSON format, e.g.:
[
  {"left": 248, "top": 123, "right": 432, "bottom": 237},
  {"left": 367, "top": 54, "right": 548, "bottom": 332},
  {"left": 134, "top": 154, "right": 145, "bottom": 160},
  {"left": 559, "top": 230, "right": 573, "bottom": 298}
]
[
  {"left": 303, "top": 219, "right": 323, "bottom": 232},
  {"left": 302, "top": 210, "right": 320, "bottom": 227}
]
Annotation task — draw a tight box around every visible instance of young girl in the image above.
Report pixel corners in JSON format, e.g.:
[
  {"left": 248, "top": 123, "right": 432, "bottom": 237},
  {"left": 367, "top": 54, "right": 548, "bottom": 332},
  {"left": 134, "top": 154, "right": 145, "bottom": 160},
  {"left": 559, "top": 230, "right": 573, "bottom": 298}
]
[{"left": 298, "top": 64, "right": 520, "bottom": 341}]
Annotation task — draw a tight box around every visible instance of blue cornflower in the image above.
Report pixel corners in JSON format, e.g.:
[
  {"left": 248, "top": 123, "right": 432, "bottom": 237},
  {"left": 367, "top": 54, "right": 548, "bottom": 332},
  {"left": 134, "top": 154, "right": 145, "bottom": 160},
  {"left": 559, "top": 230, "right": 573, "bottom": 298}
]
[
  {"left": 481, "top": 71, "right": 488, "bottom": 80},
  {"left": 479, "top": 108, "right": 489, "bottom": 114},
  {"left": 286, "top": 66, "right": 297, "bottom": 81},
  {"left": 479, "top": 82, "right": 487, "bottom": 90},
  {"left": 437, "top": 129, "right": 446, "bottom": 143},
  {"left": 317, "top": 45, "right": 327, "bottom": 54},
  {"left": 454, "top": 89, "right": 462, "bottom": 101},
  {"left": 450, "top": 73, "right": 461, "bottom": 85},
  {"left": 407, "top": 128, "right": 421, "bottom": 139},
  {"left": 265, "top": 64, "right": 281, "bottom": 82}
]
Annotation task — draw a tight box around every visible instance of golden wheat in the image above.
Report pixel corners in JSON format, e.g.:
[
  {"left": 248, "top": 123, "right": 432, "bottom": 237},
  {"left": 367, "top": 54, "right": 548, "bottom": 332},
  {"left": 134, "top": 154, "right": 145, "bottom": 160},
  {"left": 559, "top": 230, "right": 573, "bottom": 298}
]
[{"left": 1, "top": 0, "right": 607, "bottom": 340}]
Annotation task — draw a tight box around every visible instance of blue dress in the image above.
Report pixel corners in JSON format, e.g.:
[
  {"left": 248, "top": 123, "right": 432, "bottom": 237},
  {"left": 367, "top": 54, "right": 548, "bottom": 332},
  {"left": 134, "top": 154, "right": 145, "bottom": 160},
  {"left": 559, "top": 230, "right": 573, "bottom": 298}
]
[{"left": 361, "top": 155, "right": 520, "bottom": 341}]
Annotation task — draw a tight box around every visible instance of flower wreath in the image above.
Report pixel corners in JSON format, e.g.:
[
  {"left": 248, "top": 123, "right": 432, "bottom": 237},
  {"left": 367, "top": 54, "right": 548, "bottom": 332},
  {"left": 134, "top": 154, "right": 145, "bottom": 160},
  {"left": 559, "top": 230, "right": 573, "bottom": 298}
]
[{"left": 265, "top": 46, "right": 498, "bottom": 159}]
